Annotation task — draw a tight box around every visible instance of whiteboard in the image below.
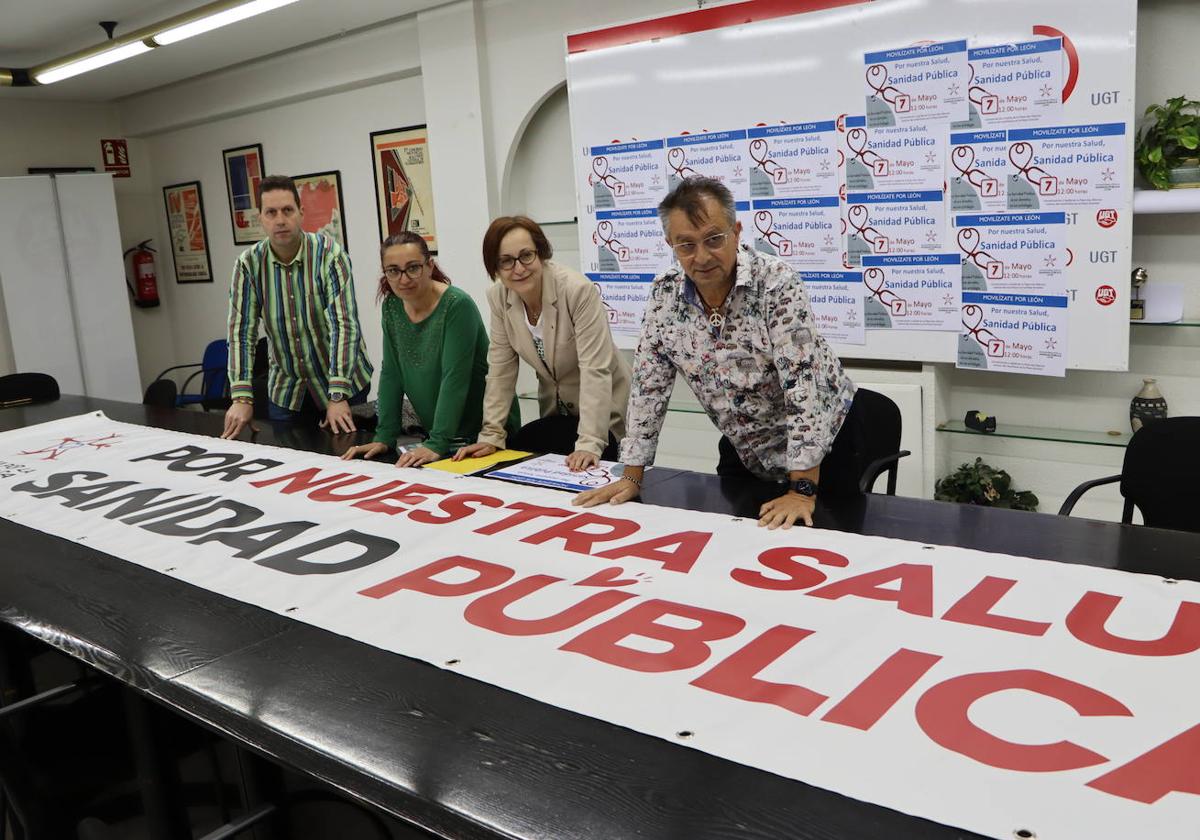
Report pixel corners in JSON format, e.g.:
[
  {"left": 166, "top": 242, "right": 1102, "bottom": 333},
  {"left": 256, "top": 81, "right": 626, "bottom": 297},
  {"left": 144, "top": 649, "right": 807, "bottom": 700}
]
[{"left": 565, "top": 0, "right": 1136, "bottom": 370}]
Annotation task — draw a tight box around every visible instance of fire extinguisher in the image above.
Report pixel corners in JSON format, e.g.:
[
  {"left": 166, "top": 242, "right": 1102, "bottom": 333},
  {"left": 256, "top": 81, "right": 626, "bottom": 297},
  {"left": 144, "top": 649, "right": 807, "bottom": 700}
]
[{"left": 124, "top": 240, "right": 161, "bottom": 308}]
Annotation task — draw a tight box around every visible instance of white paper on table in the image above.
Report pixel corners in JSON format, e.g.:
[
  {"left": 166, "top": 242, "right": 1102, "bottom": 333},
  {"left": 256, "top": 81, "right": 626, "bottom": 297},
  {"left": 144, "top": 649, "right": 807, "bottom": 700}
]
[{"left": 488, "top": 453, "right": 627, "bottom": 493}]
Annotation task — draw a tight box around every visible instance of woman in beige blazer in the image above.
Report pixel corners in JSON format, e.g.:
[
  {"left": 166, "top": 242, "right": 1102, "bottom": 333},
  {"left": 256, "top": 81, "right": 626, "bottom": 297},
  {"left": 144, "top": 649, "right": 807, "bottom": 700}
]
[{"left": 454, "top": 216, "right": 631, "bottom": 471}]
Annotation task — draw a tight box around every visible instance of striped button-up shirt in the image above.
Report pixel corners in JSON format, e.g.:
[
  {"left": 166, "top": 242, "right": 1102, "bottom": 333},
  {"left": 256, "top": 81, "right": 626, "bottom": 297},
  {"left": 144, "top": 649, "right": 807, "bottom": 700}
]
[{"left": 227, "top": 232, "right": 373, "bottom": 410}]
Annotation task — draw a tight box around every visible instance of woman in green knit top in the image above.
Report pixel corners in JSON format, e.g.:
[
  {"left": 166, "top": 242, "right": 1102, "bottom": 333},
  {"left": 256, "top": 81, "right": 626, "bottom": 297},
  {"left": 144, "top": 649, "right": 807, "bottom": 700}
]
[{"left": 342, "top": 232, "right": 519, "bottom": 467}]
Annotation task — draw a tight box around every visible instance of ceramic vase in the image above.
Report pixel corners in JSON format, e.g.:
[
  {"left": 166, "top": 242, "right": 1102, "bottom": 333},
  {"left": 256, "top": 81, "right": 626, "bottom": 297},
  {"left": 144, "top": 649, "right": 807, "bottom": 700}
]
[{"left": 1129, "top": 378, "right": 1168, "bottom": 432}]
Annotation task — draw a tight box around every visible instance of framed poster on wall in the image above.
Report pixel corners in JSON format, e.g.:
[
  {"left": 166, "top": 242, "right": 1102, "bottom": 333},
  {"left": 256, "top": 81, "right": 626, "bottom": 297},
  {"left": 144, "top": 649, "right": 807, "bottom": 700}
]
[
  {"left": 369, "top": 125, "right": 438, "bottom": 252},
  {"left": 222, "top": 143, "right": 266, "bottom": 245},
  {"left": 294, "top": 170, "right": 348, "bottom": 249},
  {"left": 162, "top": 181, "right": 214, "bottom": 283}
]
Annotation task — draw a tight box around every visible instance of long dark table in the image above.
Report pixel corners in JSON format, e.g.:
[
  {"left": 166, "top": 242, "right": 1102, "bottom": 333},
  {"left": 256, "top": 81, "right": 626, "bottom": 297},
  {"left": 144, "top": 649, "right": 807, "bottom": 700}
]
[{"left": 2, "top": 396, "right": 1197, "bottom": 840}]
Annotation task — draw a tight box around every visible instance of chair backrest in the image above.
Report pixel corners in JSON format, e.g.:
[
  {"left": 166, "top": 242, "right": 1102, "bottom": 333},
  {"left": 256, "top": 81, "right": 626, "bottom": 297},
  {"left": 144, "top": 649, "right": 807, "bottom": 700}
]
[
  {"left": 0, "top": 372, "right": 60, "bottom": 404},
  {"left": 199, "top": 339, "right": 229, "bottom": 400},
  {"left": 143, "top": 378, "right": 178, "bottom": 407},
  {"left": 1120, "top": 416, "right": 1200, "bottom": 532},
  {"left": 853, "top": 388, "right": 903, "bottom": 472}
]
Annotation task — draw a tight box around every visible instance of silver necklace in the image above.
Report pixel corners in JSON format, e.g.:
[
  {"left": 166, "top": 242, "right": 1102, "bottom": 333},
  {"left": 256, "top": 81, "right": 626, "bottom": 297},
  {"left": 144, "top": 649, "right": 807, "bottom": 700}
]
[{"left": 700, "top": 286, "right": 732, "bottom": 330}]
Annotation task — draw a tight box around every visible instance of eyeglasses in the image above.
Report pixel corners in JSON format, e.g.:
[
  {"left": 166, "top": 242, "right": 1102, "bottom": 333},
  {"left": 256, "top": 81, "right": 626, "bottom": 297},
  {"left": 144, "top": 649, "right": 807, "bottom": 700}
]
[
  {"left": 383, "top": 260, "right": 428, "bottom": 281},
  {"left": 497, "top": 249, "right": 538, "bottom": 272},
  {"left": 671, "top": 229, "right": 735, "bottom": 258}
]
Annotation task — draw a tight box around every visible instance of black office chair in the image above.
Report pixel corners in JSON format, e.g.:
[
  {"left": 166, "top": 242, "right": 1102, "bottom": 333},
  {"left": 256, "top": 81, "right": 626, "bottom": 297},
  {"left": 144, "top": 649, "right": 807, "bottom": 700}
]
[
  {"left": 146, "top": 339, "right": 230, "bottom": 412},
  {"left": 141, "top": 379, "right": 177, "bottom": 408},
  {"left": 1058, "top": 416, "right": 1200, "bottom": 532},
  {"left": 852, "top": 388, "right": 912, "bottom": 495},
  {"left": 0, "top": 373, "right": 60, "bottom": 407}
]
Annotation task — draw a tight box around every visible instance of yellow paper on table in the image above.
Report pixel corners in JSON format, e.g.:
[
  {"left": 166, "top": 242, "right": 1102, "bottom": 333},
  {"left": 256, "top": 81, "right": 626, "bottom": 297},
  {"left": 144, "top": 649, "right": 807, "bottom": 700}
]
[{"left": 424, "top": 449, "right": 532, "bottom": 475}]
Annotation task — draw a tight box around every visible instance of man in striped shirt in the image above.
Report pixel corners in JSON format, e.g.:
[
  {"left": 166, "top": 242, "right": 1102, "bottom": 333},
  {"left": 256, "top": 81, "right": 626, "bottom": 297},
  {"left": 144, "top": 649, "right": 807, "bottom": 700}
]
[{"left": 221, "top": 175, "right": 373, "bottom": 439}]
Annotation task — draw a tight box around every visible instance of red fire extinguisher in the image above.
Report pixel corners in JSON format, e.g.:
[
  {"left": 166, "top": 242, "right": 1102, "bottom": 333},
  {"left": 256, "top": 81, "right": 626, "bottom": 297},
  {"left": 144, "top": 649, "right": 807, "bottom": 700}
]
[{"left": 124, "top": 240, "right": 161, "bottom": 308}]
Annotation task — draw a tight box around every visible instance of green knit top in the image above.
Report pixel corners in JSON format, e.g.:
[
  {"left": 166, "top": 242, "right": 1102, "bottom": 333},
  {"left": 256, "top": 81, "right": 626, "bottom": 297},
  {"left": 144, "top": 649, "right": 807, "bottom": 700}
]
[{"left": 373, "top": 285, "right": 519, "bottom": 455}]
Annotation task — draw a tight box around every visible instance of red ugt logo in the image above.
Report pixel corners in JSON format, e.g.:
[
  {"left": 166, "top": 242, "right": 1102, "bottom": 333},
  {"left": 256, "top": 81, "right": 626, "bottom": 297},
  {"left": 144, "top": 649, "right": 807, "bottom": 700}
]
[{"left": 21, "top": 433, "right": 121, "bottom": 461}]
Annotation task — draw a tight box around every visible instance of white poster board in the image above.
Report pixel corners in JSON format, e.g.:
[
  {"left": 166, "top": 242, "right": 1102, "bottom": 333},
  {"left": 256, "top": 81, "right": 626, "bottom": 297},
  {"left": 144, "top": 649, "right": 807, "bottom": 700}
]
[{"left": 566, "top": 0, "right": 1136, "bottom": 371}]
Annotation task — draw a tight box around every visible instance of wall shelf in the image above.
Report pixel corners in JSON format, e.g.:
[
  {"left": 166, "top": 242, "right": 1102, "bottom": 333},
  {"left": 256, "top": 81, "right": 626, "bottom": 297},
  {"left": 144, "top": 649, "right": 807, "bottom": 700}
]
[
  {"left": 1130, "top": 320, "right": 1200, "bottom": 327},
  {"left": 1133, "top": 188, "right": 1200, "bottom": 214},
  {"left": 936, "top": 420, "right": 1131, "bottom": 448}
]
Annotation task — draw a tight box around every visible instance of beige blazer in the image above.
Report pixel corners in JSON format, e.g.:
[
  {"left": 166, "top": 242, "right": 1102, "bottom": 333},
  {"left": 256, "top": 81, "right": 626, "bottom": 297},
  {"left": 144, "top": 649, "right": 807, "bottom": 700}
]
[{"left": 478, "top": 261, "right": 631, "bottom": 456}]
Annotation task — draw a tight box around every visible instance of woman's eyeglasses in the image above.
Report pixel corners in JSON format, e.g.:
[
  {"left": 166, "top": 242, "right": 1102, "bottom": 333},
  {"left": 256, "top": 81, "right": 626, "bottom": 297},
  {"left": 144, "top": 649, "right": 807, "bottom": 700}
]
[
  {"left": 497, "top": 249, "right": 538, "bottom": 272},
  {"left": 383, "top": 261, "right": 428, "bottom": 280}
]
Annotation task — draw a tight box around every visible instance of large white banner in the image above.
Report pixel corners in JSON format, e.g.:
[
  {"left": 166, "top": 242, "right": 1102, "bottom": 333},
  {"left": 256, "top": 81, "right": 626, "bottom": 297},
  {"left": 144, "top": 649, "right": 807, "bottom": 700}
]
[{"left": 1, "top": 414, "right": 1197, "bottom": 840}]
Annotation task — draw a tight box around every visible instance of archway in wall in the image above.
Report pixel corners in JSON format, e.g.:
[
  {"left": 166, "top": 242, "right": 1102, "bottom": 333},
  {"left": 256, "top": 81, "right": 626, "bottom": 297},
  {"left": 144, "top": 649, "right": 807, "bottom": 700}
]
[{"left": 500, "top": 82, "right": 579, "bottom": 267}]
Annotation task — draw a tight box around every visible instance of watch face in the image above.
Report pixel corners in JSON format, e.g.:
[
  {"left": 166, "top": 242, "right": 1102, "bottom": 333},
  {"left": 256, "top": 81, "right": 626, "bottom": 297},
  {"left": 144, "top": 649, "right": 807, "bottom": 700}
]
[
  {"left": 791, "top": 478, "right": 818, "bottom": 497},
  {"left": 329, "top": 394, "right": 346, "bottom": 402}
]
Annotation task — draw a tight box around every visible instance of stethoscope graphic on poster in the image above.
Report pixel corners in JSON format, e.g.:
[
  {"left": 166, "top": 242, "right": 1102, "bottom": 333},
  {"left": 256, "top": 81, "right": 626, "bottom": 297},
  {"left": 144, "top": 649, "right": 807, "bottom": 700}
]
[
  {"left": 754, "top": 211, "right": 791, "bottom": 256},
  {"left": 1010, "top": 141, "right": 1058, "bottom": 196},
  {"left": 962, "top": 303, "right": 1005, "bottom": 357},
  {"left": 749, "top": 139, "right": 787, "bottom": 185},
  {"left": 845, "top": 127, "right": 889, "bottom": 177},
  {"left": 667, "top": 147, "right": 699, "bottom": 181},
  {"left": 866, "top": 63, "right": 911, "bottom": 114},
  {"left": 956, "top": 227, "right": 1004, "bottom": 281},
  {"left": 951, "top": 146, "right": 1000, "bottom": 199},
  {"left": 589, "top": 156, "right": 626, "bottom": 197},
  {"left": 965, "top": 62, "right": 1003, "bottom": 118},
  {"left": 593, "top": 220, "right": 629, "bottom": 263},
  {"left": 864, "top": 266, "right": 907, "bottom": 316},
  {"left": 847, "top": 204, "right": 888, "bottom": 255}
]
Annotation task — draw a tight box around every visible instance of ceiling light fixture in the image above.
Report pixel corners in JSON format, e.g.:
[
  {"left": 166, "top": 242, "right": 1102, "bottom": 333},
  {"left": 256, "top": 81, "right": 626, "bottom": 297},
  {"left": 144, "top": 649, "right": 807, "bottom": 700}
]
[
  {"left": 34, "top": 41, "right": 155, "bottom": 85},
  {"left": 154, "top": 0, "right": 302, "bottom": 46},
  {"left": 8, "top": 0, "right": 303, "bottom": 87}
]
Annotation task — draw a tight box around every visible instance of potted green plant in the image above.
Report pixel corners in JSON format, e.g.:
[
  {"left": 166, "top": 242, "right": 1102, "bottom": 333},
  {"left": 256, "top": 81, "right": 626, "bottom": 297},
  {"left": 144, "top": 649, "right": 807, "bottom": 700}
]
[
  {"left": 935, "top": 457, "right": 1039, "bottom": 511},
  {"left": 1135, "top": 95, "right": 1200, "bottom": 189}
]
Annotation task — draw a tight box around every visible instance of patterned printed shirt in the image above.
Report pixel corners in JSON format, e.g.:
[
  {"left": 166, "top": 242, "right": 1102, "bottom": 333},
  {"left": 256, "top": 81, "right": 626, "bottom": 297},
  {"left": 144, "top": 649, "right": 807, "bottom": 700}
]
[
  {"left": 620, "top": 245, "right": 856, "bottom": 480},
  {"left": 227, "top": 232, "right": 373, "bottom": 410}
]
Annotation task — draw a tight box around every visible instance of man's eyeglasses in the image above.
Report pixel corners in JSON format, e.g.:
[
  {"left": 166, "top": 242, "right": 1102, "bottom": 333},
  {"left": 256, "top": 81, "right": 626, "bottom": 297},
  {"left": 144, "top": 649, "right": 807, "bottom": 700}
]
[
  {"left": 671, "top": 229, "right": 735, "bottom": 258},
  {"left": 383, "top": 260, "right": 428, "bottom": 281},
  {"left": 497, "top": 249, "right": 538, "bottom": 272}
]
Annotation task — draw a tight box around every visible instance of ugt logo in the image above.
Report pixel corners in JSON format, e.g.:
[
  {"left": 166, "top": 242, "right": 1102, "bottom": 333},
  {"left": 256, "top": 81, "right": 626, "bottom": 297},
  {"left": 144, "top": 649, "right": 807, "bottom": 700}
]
[{"left": 21, "top": 433, "right": 121, "bottom": 461}]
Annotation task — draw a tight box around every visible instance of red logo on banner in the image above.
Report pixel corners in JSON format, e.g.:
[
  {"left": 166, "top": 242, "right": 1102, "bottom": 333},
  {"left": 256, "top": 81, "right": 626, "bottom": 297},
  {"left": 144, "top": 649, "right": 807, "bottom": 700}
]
[
  {"left": 20, "top": 433, "right": 121, "bottom": 461},
  {"left": 100, "top": 138, "right": 131, "bottom": 178},
  {"left": 1096, "top": 209, "right": 1118, "bottom": 228},
  {"left": 1095, "top": 285, "right": 1117, "bottom": 306}
]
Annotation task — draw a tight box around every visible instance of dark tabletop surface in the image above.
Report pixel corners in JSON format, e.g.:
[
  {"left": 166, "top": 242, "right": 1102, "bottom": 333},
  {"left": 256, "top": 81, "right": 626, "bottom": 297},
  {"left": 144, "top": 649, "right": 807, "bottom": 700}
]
[{"left": 2, "top": 396, "right": 1197, "bottom": 840}]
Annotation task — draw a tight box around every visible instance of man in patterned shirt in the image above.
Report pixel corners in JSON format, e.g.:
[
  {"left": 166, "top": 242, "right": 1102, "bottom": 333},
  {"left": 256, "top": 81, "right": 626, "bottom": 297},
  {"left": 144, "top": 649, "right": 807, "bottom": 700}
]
[
  {"left": 575, "top": 176, "right": 860, "bottom": 528},
  {"left": 221, "top": 175, "right": 373, "bottom": 439}
]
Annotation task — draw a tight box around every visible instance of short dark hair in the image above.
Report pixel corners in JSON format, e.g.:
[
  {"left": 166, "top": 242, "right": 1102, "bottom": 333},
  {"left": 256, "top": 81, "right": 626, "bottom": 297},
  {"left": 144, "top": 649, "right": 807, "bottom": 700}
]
[
  {"left": 657, "top": 176, "right": 736, "bottom": 235},
  {"left": 256, "top": 174, "right": 301, "bottom": 208},
  {"left": 481, "top": 216, "right": 553, "bottom": 278}
]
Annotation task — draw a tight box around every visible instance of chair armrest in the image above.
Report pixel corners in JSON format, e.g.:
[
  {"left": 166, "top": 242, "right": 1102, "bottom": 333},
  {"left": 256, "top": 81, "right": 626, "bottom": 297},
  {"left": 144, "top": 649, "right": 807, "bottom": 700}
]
[
  {"left": 1058, "top": 474, "right": 1121, "bottom": 516},
  {"left": 859, "top": 450, "right": 912, "bottom": 495},
  {"left": 179, "top": 366, "right": 226, "bottom": 395},
  {"left": 151, "top": 362, "right": 201, "bottom": 382}
]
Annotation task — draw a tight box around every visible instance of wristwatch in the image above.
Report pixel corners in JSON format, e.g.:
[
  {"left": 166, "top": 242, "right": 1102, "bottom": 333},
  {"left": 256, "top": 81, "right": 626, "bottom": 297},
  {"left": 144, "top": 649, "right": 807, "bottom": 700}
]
[
  {"left": 328, "top": 392, "right": 347, "bottom": 403},
  {"left": 789, "top": 478, "right": 818, "bottom": 497}
]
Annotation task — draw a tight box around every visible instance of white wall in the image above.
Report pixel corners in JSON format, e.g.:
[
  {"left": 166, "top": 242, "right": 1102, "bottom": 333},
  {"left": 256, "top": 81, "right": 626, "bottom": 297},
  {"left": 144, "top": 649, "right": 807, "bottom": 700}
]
[{"left": 0, "top": 99, "right": 154, "bottom": 380}]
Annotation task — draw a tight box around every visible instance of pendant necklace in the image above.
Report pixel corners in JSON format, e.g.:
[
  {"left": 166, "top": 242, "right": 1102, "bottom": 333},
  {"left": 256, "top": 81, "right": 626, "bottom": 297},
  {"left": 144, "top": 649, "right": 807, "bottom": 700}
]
[{"left": 700, "top": 286, "right": 732, "bottom": 331}]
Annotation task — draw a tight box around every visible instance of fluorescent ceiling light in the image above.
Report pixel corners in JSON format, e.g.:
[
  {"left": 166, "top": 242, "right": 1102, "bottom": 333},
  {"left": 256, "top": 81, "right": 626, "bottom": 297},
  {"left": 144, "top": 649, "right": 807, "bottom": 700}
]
[
  {"left": 154, "top": 0, "right": 302, "bottom": 46},
  {"left": 34, "top": 41, "right": 153, "bottom": 84}
]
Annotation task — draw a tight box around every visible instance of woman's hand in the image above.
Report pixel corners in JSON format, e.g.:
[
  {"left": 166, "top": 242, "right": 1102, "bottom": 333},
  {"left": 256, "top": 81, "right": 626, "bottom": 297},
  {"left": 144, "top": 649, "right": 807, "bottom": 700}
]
[
  {"left": 396, "top": 445, "right": 441, "bottom": 468},
  {"left": 453, "top": 442, "right": 497, "bottom": 461},
  {"left": 341, "top": 442, "right": 388, "bottom": 461},
  {"left": 565, "top": 450, "right": 599, "bottom": 472}
]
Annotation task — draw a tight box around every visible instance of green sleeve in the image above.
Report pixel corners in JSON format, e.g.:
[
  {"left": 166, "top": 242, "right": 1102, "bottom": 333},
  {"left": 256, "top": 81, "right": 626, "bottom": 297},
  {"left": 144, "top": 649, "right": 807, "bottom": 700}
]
[
  {"left": 372, "top": 300, "right": 405, "bottom": 446},
  {"left": 424, "top": 295, "right": 484, "bottom": 455}
]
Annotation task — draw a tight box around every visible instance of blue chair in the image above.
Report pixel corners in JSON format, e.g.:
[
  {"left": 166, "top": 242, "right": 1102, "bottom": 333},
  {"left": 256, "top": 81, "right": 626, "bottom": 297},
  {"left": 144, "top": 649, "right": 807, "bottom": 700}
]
[{"left": 149, "top": 340, "right": 230, "bottom": 411}]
